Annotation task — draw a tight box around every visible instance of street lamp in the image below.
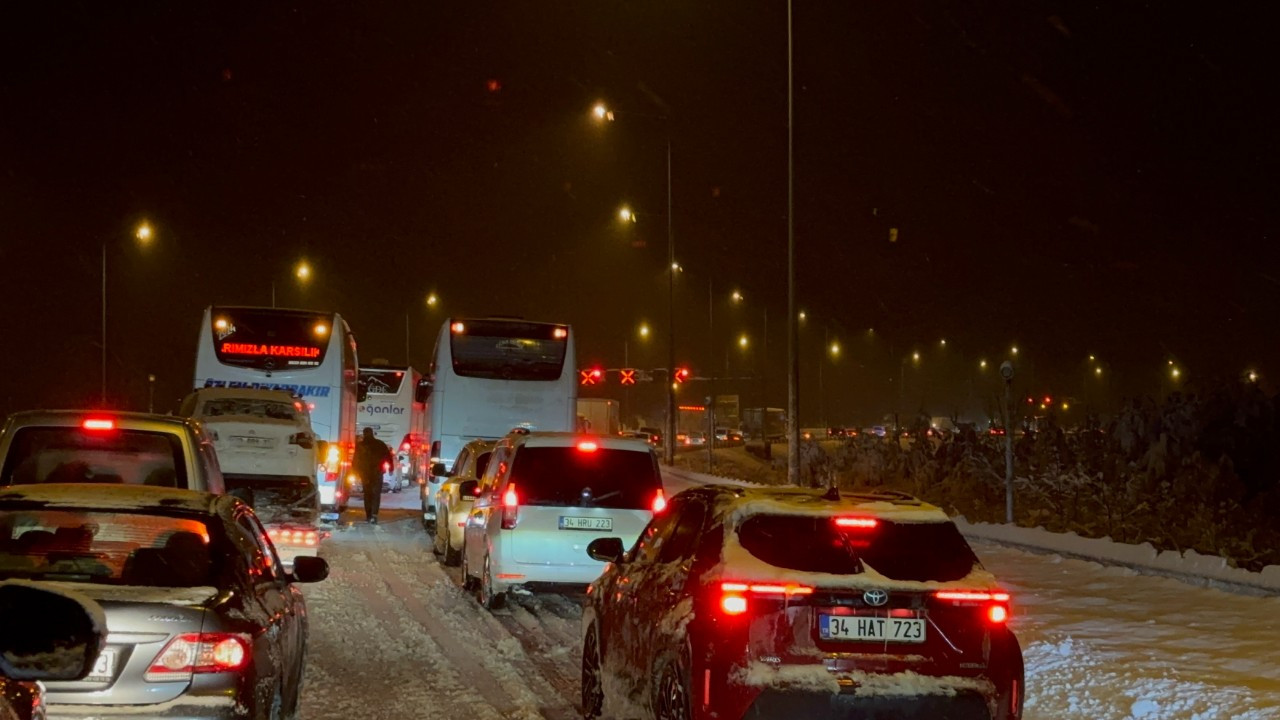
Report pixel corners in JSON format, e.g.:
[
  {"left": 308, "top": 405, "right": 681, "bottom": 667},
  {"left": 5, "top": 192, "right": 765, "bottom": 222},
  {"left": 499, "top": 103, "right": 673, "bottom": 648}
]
[
  {"left": 593, "top": 101, "right": 676, "bottom": 464},
  {"left": 638, "top": 323, "right": 650, "bottom": 339},
  {"left": 426, "top": 292, "right": 439, "bottom": 308},
  {"left": 732, "top": 290, "right": 744, "bottom": 303},
  {"left": 295, "top": 261, "right": 312, "bottom": 282},
  {"left": 618, "top": 207, "right": 635, "bottom": 223},
  {"left": 738, "top": 334, "right": 749, "bottom": 349},
  {"left": 102, "top": 221, "right": 156, "bottom": 405}
]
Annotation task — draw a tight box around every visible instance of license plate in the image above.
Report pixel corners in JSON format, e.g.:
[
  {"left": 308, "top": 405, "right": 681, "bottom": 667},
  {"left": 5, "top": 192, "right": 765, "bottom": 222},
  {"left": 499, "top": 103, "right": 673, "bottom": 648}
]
[
  {"left": 86, "top": 649, "right": 117, "bottom": 681},
  {"left": 820, "top": 614, "right": 926, "bottom": 643},
  {"left": 559, "top": 516, "right": 613, "bottom": 531},
  {"left": 233, "top": 435, "right": 276, "bottom": 448}
]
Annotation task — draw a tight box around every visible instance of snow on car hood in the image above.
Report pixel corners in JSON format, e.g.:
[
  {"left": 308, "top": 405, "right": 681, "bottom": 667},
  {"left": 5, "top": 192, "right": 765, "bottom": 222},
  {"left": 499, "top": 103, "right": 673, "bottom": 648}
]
[{"left": 35, "top": 580, "right": 219, "bottom": 607}]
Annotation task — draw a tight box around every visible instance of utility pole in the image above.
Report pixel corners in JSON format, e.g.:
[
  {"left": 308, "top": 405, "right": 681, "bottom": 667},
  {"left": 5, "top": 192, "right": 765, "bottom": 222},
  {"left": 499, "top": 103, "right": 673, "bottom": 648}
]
[
  {"left": 1001, "top": 361, "right": 1016, "bottom": 523},
  {"left": 148, "top": 374, "right": 156, "bottom": 414},
  {"left": 785, "top": 0, "right": 800, "bottom": 485},
  {"left": 707, "top": 278, "right": 715, "bottom": 473}
]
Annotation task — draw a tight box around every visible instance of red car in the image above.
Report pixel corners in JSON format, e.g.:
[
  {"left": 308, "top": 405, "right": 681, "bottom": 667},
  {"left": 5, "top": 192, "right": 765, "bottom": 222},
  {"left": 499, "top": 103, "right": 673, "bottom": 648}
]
[{"left": 581, "top": 486, "right": 1023, "bottom": 720}]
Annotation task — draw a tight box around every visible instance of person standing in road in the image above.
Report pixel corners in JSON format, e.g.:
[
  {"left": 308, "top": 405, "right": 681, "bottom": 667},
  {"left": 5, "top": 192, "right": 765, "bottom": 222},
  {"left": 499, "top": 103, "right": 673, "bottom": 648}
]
[{"left": 354, "top": 427, "right": 391, "bottom": 524}]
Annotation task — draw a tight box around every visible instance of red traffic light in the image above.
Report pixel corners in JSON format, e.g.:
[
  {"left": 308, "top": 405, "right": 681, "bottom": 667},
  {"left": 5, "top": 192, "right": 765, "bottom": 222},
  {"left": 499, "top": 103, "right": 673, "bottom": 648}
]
[
  {"left": 580, "top": 367, "right": 604, "bottom": 386},
  {"left": 674, "top": 367, "right": 691, "bottom": 383},
  {"left": 620, "top": 369, "right": 636, "bottom": 386}
]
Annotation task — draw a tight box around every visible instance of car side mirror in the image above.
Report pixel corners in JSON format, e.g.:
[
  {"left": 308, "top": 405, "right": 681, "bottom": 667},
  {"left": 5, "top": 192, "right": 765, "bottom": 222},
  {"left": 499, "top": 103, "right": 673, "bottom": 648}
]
[
  {"left": 290, "top": 556, "right": 330, "bottom": 583},
  {"left": 587, "top": 537, "right": 626, "bottom": 565},
  {"left": 430, "top": 462, "right": 448, "bottom": 477},
  {"left": 0, "top": 581, "right": 108, "bottom": 681},
  {"left": 458, "top": 479, "right": 479, "bottom": 497}
]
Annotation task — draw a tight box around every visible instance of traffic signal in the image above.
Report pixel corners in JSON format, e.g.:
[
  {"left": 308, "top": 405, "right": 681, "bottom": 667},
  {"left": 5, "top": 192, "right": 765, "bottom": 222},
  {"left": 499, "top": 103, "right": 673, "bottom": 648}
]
[
  {"left": 674, "top": 367, "right": 691, "bottom": 383},
  {"left": 579, "top": 367, "right": 604, "bottom": 386},
  {"left": 619, "top": 369, "right": 636, "bottom": 386}
]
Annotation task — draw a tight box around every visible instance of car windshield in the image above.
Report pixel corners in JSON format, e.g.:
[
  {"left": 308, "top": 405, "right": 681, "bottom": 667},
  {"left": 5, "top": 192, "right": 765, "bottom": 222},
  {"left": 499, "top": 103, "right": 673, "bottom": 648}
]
[
  {"left": 0, "top": 509, "right": 218, "bottom": 587},
  {"left": 508, "top": 446, "right": 660, "bottom": 509},
  {"left": 450, "top": 320, "right": 568, "bottom": 381},
  {"left": 1, "top": 427, "right": 189, "bottom": 489},
  {"left": 200, "top": 399, "right": 302, "bottom": 422},
  {"left": 736, "top": 514, "right": 980, "bottom": 582}
]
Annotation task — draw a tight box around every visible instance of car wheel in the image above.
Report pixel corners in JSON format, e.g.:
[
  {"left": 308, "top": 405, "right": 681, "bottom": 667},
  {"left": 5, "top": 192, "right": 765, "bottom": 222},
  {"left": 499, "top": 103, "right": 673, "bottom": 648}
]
[
  {"left": 477, "top": 552, "right": 505, "bottom": 610},
  {"left": 442, "top": 528, "right": 461, "bottom": 567},
  {"left": 581, "top": 625, "right": 605, "bottom": 720},
  {"left": 421, "top": 492, "right": 435, "bottom": 534},
  {"left": 652, "top": 650, "right": 691, "bottom": 720},
  {"left": 432, "top": 512, "right": 446, "bottom": 556},
  {"left": 460, "top": 538, "right": 477, "bottom": 590}
]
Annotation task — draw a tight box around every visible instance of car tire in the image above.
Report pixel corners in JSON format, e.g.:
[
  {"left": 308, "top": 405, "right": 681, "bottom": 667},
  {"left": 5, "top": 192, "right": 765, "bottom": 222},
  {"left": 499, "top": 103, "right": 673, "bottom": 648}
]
[
  {"left": 652, "top": 649, "right": 691, "bottom": 720},
  {"left": 460, "top": 539, "right": 477, "bottom": 591},
  {"left": 477, "top": 552, "right": 505, "bottom": 610},
  {"left": 421, "top": 491, "right": 435, "bottom": 534},
  {"left": 581, "top": 625, "right": 605, "bottom": 720},
  {"left": 442, "top": 530, "right": 461, "bottom": 567}
]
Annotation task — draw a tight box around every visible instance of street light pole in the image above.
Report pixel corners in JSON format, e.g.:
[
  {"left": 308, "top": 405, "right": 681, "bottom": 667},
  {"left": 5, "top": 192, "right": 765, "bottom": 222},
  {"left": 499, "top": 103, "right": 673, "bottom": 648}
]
[
  {"left": 101, "top": 242, "right": 107, "bottom": 405},
  {"left": 666, "top": 138, "right": 676, "bottom": 466},
  {"left": 786, "top": 0, "right": 800, "bottom": 485}
]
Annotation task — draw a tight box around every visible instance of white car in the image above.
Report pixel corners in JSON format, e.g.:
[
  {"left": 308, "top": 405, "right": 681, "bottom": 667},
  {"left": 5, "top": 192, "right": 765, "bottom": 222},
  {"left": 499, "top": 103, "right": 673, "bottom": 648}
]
[
  {"left": 461, "top": 432, "right": 665, "bottom": 609},
  {"left": 180, "top": 387, "right": 322, "bottom": 566},
  {"left": 432, "top": 439, "right": 495, "bottom": 565}
]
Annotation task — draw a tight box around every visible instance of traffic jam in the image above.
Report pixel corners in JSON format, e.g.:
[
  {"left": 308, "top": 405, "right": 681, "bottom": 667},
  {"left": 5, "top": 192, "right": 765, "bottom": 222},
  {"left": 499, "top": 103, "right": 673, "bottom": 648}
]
[{"left": 0, "top": 309, "right": 1022, "bottom": 720}]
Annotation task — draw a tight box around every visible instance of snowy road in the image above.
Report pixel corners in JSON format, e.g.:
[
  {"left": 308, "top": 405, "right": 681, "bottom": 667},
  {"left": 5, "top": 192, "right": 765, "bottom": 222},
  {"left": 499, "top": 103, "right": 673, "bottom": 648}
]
[{"left": 297, "top": 477, "right": 1280, "bottom": 720}]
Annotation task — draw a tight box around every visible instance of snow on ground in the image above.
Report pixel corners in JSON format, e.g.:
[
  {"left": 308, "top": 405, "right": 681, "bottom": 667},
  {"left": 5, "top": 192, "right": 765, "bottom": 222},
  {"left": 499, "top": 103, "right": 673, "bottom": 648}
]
[{"left": 296, "top": 477, "right": 1280, "bottom": 720}]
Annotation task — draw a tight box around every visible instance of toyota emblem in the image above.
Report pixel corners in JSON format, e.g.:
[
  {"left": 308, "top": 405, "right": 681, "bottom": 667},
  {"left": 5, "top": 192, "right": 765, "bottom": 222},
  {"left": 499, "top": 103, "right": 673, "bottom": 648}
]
[{"left": 863, "top": 589, "right": 889, "bottom": 607}]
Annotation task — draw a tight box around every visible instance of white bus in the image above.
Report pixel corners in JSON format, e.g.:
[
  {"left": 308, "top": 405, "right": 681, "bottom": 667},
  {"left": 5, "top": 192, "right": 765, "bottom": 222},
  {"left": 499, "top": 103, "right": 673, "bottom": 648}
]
[
  {"left": 357, "top": 365, "right": 429, "bottom": 490},
  {"left": 421, "top": 317, "right": 576, "bottom": 524},
  {"left": 194, "top": 306, "right": 360, "bottom": 516}
]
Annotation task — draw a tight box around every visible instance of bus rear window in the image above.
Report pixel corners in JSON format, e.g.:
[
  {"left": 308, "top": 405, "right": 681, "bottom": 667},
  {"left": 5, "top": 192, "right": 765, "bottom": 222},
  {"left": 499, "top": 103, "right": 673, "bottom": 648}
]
[
  {"left": 1, "top": 428, "right": 189, "bottom": 489},
  {"left": 450, "top": 320, "right": 568, "bottom": 381},
  {"left": 508, "top": 447, "right": 660, "bottom": 509},
  {"left": 360, "top": 369, "right": 406, "bottom": 395},
  {"left": 736, "top": 514, "right": 980, "bottom": 582},
  {"left": 211, "top": 308, "right": 333, "bottom": 370}
]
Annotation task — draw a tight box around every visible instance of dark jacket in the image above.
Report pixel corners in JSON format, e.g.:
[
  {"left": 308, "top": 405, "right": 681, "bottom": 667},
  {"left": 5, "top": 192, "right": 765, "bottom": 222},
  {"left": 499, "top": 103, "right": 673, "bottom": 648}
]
[{"left": 354, "top": 436, "right": 392, "bottom": 481}]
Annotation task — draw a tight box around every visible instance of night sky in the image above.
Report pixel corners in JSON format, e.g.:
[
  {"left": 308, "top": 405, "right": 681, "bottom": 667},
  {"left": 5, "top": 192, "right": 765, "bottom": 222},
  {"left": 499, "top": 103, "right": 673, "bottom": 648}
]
[{"left": 2, "top": 1, "right": 1278, "bottom": 424}]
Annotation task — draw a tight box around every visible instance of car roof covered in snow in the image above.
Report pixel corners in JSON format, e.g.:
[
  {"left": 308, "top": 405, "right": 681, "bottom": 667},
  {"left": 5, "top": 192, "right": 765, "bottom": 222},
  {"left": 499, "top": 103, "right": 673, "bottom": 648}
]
[
  {"left": 0, "top": 483, "right": 221, "bottom": 515},
  {"left": 506, "top": 431, "right": 655, "bottom": 453},
  {"left": 693, "top": 485, "right": 954, "bottom": 525}
]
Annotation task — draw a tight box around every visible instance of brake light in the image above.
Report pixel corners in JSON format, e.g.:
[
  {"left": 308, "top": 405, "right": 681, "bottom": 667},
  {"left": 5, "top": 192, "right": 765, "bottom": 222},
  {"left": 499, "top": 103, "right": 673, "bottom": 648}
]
[
  {"left": 401, "top": 442, "right": 411, "bottom": 452},
  {"left": 718, "top": 581, "right": 813, "bottom": 616},
  {"left": 145, "top": 633, "right": 250, "bottom": 680},
  {"left": 935, "top": 590, "right": 1011, "bottom": 625},
  {"left": 266, "top": 528, "right": 320, "bottom": 547},
  {"left": 834, "top": 517, "right": 878, "bottom": 529},
  {"left": 382, "top": 461, "right": 391, "bottom": 472},
  {"left": 553, "top": 327, "right": 568, "bottom": 339},
  {"left": 82, "top": 418, "right": 115, "bottom": 431},
  {"left": 501, "top": 483, "right": 519, "bottom": 529},
  {"left": 988, "top": 605, "right": 1009, "bottom": 623},
  {"left": 451, "top": 321, "right": 466, "bottom": 334},
  {"left": 326, "top": 445, "right": 341, "bottom": 466},
  {"left": 577, "top": 441, "right": 599, "bottom": 452},
  {"left": 652, "top": 488, "right": 667, "bottom": 513}
]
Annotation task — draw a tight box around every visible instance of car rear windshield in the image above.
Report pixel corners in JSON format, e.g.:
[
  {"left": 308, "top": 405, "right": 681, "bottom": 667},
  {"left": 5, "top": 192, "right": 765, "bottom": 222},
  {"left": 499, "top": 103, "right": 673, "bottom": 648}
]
[
  {"left": 736, "top": 514, "right": 980, "bottom": 582},
  {"left": 449, "top": 319, "right": 568, "bottom": 381},
  {"left": 0, "top": 509, "right": 218, "bottom": 587},
  {"left": 200, "top": 398, "right": 302, "bottom": 422},
  {"left": 509, "top": 446, "right": 660, "bottom": 509},
  {"left": 1, "top": 427, "right": 189, "bottom": 489}
]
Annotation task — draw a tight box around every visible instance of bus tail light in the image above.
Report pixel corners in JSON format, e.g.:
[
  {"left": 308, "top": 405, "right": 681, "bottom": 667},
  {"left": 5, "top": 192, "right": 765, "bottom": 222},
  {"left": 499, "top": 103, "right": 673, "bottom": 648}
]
[{"left": 501, "top": 483, "right": 519, "bottom": 529}]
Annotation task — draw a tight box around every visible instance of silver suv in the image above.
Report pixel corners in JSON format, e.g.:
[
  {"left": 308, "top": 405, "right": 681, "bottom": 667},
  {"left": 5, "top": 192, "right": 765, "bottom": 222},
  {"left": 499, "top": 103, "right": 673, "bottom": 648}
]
[{"left": 0, "top": 410, "right": 226, "bottom": 493}]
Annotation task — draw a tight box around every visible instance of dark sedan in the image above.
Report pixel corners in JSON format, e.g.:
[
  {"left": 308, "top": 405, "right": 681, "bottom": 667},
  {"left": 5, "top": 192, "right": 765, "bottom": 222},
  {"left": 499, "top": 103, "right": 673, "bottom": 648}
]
[{"left": 0, "top": 484, "right": 328, "bottom": 720}]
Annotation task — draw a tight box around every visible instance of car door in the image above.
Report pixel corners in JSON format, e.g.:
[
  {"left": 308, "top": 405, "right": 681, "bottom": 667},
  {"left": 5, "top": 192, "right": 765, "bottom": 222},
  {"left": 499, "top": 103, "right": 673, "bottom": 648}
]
[
  {"left": 440, "top": 447, "right": 470, "bottom": 521},
  {"left": 231, "top": 510, "right": 297, "bottom": 691},
  {"left": 464, "top": 445, "right": 510, "bottom": 572},
  {"left": 631, "top": 498, "right": 709, "bottom": 701},
  {"left": 607, "top": 498, "right": 686, "bottom": 698}
]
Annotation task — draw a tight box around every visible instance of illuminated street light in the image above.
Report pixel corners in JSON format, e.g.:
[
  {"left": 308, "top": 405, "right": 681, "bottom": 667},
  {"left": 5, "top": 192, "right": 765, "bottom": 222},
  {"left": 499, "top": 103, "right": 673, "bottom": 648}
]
[
  {"left": 1088, "top": 355, "right": 1096, "bottom": 362},
  {"left": 1061, "top": 402, "right": 1070, "bottom": 411},
  {"left": 638, "top": 323, "right": 650, "bottom": 339},
  {"left": 671, "top": 262, "right": 682, "bottom": 272},
  {"left": 738, "top": 334, "right": 749, "bottom": 349},
  {"left": 798, "top": 310, "right": 807, "bottom": 321},
  {"left": 295, "top": 261, "right": 311, "bottom": 282},
  {"left": 618, "top": 207, "right": 635, "bottom": 223},
  {"left": 731, "top": 290, "right": 743, "bottom": 303},
  {"left": 912, "top": 351, "right": 921, "bottom": 363},
  {"left": 135, "top": 222, "right": 153, "bottom": 244},
  {"left": 829, "top": 341, "right": 840, "bottom": 357},
  {"left": 1095, "top": 366, "right": 1103, "bottom": 376},
  {"left": 592, "top": 103, "right": 614, "bottom": 122},
  {"left": 1171, "top": 367, "right": 1182, "bottom": 379},
  {"left": 979, "top": 359, "right": 988, "bottom": 370},
  {"left": 1010, "top": 345, "right": 1019, "bottom": 356},
  {"left": 939, "top": 338, "right": 947, "bottom": 347},
  {"left": 1247, "top": 370, "right": 1259, "bottom": 383},
  {"left": 426, "top": 292, "right": 439, "bottom": 307}
]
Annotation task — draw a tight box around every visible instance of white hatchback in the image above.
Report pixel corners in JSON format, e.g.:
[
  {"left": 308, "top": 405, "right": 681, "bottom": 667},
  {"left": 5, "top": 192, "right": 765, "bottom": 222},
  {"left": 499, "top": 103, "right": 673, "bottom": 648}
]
[{"left": 461, "top": 432, "right": 665, "bottom": 609}]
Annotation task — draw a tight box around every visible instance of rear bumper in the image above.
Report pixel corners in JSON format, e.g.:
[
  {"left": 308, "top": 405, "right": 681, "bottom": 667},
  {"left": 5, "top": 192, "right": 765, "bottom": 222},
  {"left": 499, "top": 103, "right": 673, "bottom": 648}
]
[
  {"left": 47, "top": 695, "right": 241, "bottom": 720},
  {"left": 742, "top": 688, "right": 995, "bottom": 720},
  {"left": 492, "top": 560, "right": 606, "bottom": 589}
]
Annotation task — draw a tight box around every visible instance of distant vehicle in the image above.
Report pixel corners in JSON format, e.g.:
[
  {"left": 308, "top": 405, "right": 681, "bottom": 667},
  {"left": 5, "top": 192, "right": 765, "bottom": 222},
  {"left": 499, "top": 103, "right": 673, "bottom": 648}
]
[
  {"left": 357, "top": 366, "right": 429, "bottom": 492},
  {"left": 741, "top": 407, "right": 786, "bottom": 442},
  {"left": 461, "top": 432, "right": 664, "bottom": 609},
  {"left": 0, "top": 484, "right": 329, "bottom": 720},
  {"left": 576, "top": 398, "right": 620, "bottom": 435},
  {"left": 715, "top": 427, "right": 744, "bottom": 444},
  {"left": 684, "top": 431, "right": 707, "bottom": 446},
  {"left": 636, "top": 426, "right": 662, "bottom": 446},
  {"left": 581, "top": 486, "right": 1024, "bottom": 720},
  {"left": 800, "top": 427, "right": 826, "bottom": 441},
  {"left": 432, "top": 439, "right": 495, "bottom": 564},
  {"left": 179, "top": 387, "right": 323, "bottom": 568},
  {"left": 422, "top": 318, "right": 577, "bottom": 527},
  {"left": 194, "top": 306, "right": 362, "bottom": 518},
  {"left": 0, "top": 581, "right": 108, "bottom": 720},
  {"left": 0, "top": 411, "right": 225, "bottom": 494}
]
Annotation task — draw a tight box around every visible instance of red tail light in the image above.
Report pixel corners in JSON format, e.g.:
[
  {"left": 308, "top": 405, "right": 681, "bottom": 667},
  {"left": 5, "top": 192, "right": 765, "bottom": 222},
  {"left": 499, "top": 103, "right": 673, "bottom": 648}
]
[
  {"left": 82, "top": 417, "right": 116, "bottom": 431},
  {"left": 935, "top": 590, "right": 1012, "bottom": 624},
  {"left": 718, "top": 581, "right": 813, "bottom": 616},
  {"left": 501, "top": 483, "right": 519, "bottom": 529},
  {"left": 382, "top": 461, "right": 390, "bottom": 472},
  {"left": 577, "top": 440, "right": 599, "bottom": 452},
  {"left": 145, "top": 633, "right": 250, "bottom": 680},
  {"left": 401, "top": 441, "right": 411, "bottom": 452},
  {"left": 652, "top": 488, "right": 667, "bottom": 514}
]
